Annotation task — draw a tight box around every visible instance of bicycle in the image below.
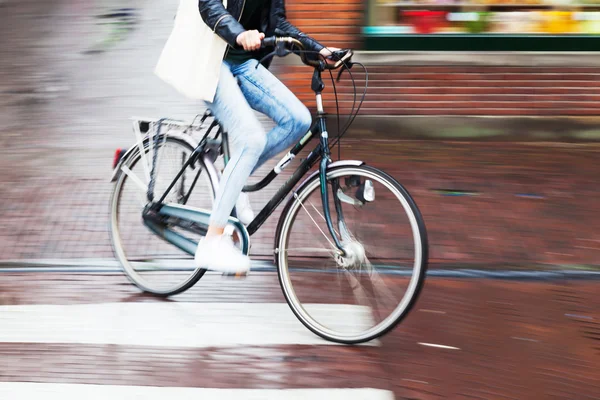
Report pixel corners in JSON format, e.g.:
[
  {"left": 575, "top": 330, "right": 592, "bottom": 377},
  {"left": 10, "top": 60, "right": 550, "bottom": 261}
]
[{"left": 109, "top": 37, "right": 428, "bottom": 344}]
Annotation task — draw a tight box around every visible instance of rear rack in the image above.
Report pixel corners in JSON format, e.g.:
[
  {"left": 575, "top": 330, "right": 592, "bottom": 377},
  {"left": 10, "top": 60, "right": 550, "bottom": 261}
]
[{"left": 130, "top": 110, "right": 214, "bottom": 137}]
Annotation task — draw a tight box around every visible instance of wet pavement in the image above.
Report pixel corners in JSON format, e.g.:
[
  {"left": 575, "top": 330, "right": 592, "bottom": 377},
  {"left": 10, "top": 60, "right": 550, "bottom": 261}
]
[
  {"left": 0, "top": 272, "right": 599, "bottom": 398},
  {"left": 1, "top": 0, "right": 600, "bottom": 398},
  {"left": 1, "top": 1, "right": 600, "bottom": 266}
]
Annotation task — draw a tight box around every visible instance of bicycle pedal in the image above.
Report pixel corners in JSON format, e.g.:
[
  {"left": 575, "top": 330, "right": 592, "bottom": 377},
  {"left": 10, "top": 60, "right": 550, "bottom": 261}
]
[{"left": 221, "top": 271, "right": 249, "bottom": 279}]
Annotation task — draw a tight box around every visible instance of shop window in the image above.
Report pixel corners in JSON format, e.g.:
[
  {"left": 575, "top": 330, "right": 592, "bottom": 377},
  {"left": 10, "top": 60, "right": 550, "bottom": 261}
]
[{"left": 364, "top": 0, "right": 600, "bottom": 50}]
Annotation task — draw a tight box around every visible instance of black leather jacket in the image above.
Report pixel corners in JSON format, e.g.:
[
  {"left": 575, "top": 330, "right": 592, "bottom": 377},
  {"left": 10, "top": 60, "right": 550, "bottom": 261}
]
[{"left": 198, "top": 0, "right": 324, "bottom": 65}]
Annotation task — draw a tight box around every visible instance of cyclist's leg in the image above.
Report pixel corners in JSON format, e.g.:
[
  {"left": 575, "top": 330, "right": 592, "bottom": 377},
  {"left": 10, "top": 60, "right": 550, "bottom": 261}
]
[
  {"left": 205, "top": 62, "right": 266, "bottom": 227},
  {"left": 231, "top": 59, "right": 312, "bottom": 172},
  {"left": 195, "top": 62, "right": 265, "bottom": 272}
]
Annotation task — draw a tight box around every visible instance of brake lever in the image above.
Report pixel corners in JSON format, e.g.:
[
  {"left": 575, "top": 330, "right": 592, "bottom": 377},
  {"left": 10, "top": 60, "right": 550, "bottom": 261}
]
[
  {"left": 275, "top": 40, "right": 290, "bottom": 57},
  {"left": 256, "top": 41, "right": 291, "bottom": 69}
]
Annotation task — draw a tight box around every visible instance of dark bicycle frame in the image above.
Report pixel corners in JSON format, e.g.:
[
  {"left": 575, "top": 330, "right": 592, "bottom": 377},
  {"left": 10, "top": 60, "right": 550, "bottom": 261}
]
[{"left": 144, "top": 65, "right": 348, "bottom": 254}]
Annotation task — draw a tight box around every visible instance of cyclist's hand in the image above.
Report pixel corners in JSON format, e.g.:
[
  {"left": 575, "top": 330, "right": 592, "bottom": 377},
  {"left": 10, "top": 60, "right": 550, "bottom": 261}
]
[
  {"left": 236, "top": 30, "right": 265, "bottom": 51},
  {"left": 320, "top": 47, "right": 341, "bottom": 66}
]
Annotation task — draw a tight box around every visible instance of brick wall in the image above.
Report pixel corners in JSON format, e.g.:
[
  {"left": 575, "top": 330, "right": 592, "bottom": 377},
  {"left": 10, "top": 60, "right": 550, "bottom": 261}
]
[
  {"left": 282, "top": 0, "right": 600, "bottom": 117},
  {"left": 279, "top": 65, "right": 600, "bottom": 116},
  {"left": 286, "top": 0, "right": 362, "bottom": 49}
]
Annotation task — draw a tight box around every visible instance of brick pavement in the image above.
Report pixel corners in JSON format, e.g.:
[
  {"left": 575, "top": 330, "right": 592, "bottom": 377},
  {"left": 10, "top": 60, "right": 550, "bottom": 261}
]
[
  {"left": 0, "top": 272, "right": 599, "bottom": 398},
  {"left": 2, "top": 1, "right": 600, "bottom": 399},
  {"left": 2, "top": 0, "right": 600, "bottom": 267},
  {"left": 2, "top": 140, "right": 600, "bottom": 267}
]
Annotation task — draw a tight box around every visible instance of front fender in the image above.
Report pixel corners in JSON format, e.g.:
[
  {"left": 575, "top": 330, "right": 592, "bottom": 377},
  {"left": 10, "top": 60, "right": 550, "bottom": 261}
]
[
  {"left": 293, "top": 160, "right": 364, "bottom": 196},
  {"left": 272, "top": 160, "right": 364, "bottom": 261}
]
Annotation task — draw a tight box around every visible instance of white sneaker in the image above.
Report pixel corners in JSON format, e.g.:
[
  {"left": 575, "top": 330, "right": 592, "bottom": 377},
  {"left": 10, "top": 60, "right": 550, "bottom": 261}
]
[
  {"left": 235, "top": 192, "right": 254, "bottom": 226},
  {"left": 194, "top": 234, "right": 251, "bottom": 274}
]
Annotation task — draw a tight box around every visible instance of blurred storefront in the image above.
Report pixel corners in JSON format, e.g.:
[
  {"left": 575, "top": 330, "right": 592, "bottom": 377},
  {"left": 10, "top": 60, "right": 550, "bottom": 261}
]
[
  {"left": 279, "top": 0, "right": 600, "bottom": 134},
  {"left": 365, "top": 0, "right": 600, "bottom": 50}
]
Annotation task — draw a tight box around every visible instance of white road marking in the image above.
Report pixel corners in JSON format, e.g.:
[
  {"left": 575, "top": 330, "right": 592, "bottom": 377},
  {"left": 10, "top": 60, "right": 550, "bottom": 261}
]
[
  {"left": 565, "top": 313, "right": 594, "bottom": 320},
  {"left": 418, "top": 342, "right": 460, "bottom": 350},
  {"left": 511, "top": 336, "right": 539, "bottom": 342},
  {"left": 418, "top": 309, "right": 446, "bottom": 314},
  {"left": 0, "top": 302, "right": 378, "bottom": 348},
  {"left": 0, "top": 383, "right": 395, "bottom": 400},
  {"left": 401, "top": 378, "right": 429, "bottom": 385}
]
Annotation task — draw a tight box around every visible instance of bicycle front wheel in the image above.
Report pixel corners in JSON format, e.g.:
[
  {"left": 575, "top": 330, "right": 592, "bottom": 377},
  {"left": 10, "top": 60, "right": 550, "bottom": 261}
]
[
  {"left": 109, "top": 136, "right": 216, "bottom": 296},
  {"left": 275, "top": 164, "right": 428, "bottom": 344}
]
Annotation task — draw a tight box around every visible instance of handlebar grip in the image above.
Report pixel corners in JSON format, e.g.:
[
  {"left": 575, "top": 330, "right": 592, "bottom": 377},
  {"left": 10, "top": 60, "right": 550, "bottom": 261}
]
[{"left": 261, "top": 37, "right": 276, "bottom": 49}]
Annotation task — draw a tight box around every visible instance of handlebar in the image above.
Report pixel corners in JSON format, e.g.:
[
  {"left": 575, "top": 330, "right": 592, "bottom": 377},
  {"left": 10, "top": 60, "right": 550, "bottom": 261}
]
[
  {"left": 259, "top": 37, "right": 367, "bottom": 152},
  {"left": 261, "top": 36, "right": 278, "bottom": 49},
  {"left": 260, "top": 36, "right": 353, "bottom": 71}
]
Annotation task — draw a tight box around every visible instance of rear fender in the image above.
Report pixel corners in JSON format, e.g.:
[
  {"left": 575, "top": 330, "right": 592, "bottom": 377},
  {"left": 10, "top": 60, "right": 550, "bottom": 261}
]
[{"left": 110, "top": 131, "right": 199, "bottom": 182}]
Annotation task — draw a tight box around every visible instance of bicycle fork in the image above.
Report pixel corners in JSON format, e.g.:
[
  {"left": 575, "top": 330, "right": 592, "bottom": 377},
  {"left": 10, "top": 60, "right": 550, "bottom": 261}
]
[{"left": 318, "top": 127, "right": 348, "bottom": 257}]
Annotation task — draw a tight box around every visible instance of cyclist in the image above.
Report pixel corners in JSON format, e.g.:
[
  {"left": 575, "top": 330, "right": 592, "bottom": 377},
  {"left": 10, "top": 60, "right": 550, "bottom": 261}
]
[{"left": 194, "top": 0, "right": 339, "bottom": 274}]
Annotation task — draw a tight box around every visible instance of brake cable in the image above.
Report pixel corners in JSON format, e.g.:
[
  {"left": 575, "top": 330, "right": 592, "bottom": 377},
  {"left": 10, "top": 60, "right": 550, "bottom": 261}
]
[
  {"left": 289, "top": 48, "right": 362, "bottom": 148},
  {"left": 327, "top": 67, "right": 342, "bottom": 160},
  {"left": 330, "top": 61, "right": 368, "bottom": 150},
  {"left": 256, "top": 42, "right": 368, "bottom": 153}
]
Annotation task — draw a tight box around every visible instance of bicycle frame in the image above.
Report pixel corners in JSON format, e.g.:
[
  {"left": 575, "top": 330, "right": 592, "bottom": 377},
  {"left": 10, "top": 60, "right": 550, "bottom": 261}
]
[{"left": 143, "top": 66, "right": 348, "bottom": 255}]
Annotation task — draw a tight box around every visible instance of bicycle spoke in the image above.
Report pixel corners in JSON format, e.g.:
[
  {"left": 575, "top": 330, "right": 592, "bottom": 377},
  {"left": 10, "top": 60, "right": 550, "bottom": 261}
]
[
  {"left": 293, "top": 192, "right": 338, "bottom": 252},
  {"left": 152, "top": 133, "right": 171, "bottom": 194},
  {"left": 340, "top": 255, "right": 396, "bottom": 323},
  {"left": 341, "top": 268, "right": 369, "bottom": 309},
  {"left": 111, "top": 136, "right": 214, "bottom": 296},
  {"left": 148, "top": 124, "right": 155, "bottom": 179},
  {"left": 132, "top": 120, "right": 151, "bottom": 182},
  {"left": 121, "top": 166, "right": 149, "bottom": 207},
  {"left": 278, "top": 165, "right": 427, "bottom": 343},
  {"left": 284, "top": 247, "right": 332, "bottom": 254},
  {"left": 362, "top": 254, "right": 402, "bottom": 306},
  {"left": 305, "top": 197, "right": 340, "bottom": 238}
]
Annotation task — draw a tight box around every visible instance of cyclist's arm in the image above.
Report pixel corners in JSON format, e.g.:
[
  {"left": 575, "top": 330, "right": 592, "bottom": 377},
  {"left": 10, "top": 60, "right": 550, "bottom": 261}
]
[
  {"left": 272, "top": 0, "right": 324, "bottom": 53},
  {"left": 198, "top": 0, "right": 245, "bottom": 48}
]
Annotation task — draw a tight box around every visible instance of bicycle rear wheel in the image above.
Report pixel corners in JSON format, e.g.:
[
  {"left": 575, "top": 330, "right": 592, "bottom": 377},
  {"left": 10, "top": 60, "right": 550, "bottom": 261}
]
[
  {"left": 275, "top": 164, "right": 428, "bottom": 344},
  {"left": 109, "top": 136, "right": 216, "bottom": 296}
]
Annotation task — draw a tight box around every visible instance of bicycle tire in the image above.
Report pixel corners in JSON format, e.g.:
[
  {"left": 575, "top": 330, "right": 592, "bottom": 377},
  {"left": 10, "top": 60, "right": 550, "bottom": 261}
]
[
  {"left": 109, "top": 135, "right": 216, "bottom": 297},
  {"left": 275, "top": 164, "right": 428, "bottom": 344}
]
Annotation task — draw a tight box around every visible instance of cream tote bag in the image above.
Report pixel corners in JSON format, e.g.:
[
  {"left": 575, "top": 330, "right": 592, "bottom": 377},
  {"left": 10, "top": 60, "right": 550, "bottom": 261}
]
[{"left": 155, "top": 0, "right": 228, "bottom": 102}]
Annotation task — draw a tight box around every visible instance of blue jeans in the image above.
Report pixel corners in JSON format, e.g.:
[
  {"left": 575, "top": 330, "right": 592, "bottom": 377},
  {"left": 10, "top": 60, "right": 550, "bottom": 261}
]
[{"left": 205, "top": 59, "right": 312, "bottom": 227}]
